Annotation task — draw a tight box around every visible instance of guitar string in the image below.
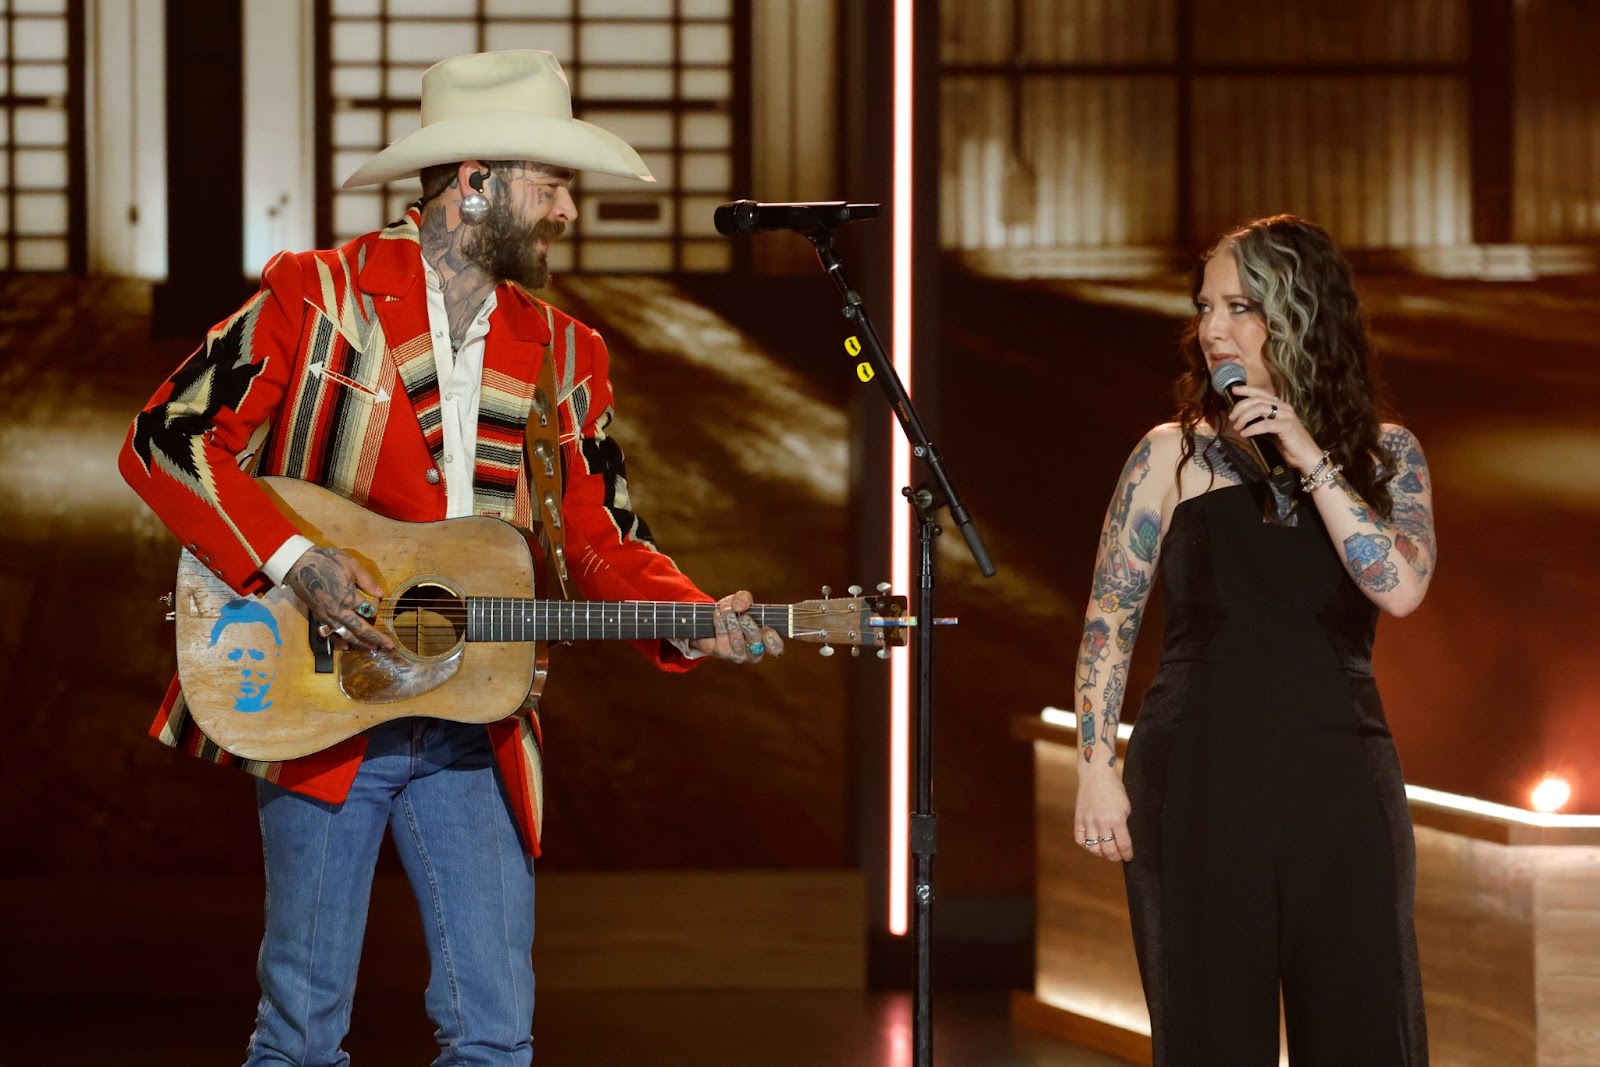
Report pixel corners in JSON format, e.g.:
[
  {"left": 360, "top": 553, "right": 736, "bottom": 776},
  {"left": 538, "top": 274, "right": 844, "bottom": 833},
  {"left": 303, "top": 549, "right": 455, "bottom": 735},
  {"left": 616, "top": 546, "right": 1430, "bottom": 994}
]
[{"left": 374, "top": 604, "right": 874, "bottom": 621}]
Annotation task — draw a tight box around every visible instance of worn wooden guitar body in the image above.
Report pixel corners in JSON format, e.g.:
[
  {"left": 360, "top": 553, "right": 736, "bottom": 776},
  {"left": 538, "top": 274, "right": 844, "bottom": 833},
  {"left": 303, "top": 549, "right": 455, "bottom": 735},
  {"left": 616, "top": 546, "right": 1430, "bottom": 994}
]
[
  {"left": 175, "top": 478, "right": 907, "bottom": 762},
  {"left": 175, "top": 478, "right": 543, "bottom": 761}
]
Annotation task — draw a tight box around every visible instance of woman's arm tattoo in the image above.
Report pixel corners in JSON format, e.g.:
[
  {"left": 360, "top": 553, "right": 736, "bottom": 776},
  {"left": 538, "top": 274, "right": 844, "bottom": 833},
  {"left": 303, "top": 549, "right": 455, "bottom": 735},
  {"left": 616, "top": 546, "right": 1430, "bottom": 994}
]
[{"left": 1342, "top": 532, "right": 1401, "bottom": 593}]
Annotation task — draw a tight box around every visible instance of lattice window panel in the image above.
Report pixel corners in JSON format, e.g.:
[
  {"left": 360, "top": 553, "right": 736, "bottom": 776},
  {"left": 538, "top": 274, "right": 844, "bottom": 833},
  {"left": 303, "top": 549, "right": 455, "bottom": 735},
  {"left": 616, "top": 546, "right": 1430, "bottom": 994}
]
[{"left": 2, "top": 0, "right": 79, "bottom": 272}]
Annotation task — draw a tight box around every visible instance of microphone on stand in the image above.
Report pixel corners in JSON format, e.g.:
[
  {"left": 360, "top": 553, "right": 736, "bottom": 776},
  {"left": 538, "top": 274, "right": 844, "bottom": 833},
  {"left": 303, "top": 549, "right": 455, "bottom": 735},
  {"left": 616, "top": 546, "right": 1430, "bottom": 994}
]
[
  {"left": 1210, "top": 361, "right": 1300, "bottom": 499},
  {"left": 713, "top": 199, "right": 881, "bottom": 236}
]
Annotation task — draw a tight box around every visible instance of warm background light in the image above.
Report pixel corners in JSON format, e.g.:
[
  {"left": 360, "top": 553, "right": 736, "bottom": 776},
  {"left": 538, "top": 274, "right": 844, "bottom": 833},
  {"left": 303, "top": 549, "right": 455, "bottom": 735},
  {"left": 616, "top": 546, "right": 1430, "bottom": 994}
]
[{"left": 1531, "top": 776, "right": 1572, "bottom": 814}]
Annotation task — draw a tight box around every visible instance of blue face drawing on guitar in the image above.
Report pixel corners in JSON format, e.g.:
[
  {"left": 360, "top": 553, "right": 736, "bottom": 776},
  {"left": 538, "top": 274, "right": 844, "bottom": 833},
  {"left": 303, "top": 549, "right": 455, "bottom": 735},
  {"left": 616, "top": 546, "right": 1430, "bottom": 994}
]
[{"left": 210, "top": 599, "right": 284, "bottom": 713}]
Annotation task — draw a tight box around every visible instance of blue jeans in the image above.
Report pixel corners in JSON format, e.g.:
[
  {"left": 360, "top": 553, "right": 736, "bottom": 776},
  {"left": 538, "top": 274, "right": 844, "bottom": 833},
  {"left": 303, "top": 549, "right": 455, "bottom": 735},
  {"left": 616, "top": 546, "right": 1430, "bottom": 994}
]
[{"left": 245, "top": 718, "right": 535, "bottom": 1067}]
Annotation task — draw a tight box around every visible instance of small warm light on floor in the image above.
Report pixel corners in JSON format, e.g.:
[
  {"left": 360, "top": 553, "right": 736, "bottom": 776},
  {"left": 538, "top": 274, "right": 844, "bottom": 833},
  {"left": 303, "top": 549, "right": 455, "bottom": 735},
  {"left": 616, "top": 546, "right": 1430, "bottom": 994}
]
[{"left": 1531, "top": 776, "right": 1572, "bottom": 813}]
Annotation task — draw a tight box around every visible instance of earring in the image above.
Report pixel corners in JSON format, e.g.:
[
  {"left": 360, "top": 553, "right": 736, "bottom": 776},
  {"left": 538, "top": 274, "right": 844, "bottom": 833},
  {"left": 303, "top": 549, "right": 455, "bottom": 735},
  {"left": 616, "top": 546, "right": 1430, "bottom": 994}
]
[{"left": 460, "top": 169, "right": 490, "bottom": 224}]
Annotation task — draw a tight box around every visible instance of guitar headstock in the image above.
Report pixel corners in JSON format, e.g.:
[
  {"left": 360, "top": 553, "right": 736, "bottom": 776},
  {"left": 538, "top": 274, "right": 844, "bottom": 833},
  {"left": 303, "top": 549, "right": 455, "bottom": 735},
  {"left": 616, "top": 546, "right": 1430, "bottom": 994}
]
[{"left": 789, "top": 586, "right": 910, "bottom": 657}]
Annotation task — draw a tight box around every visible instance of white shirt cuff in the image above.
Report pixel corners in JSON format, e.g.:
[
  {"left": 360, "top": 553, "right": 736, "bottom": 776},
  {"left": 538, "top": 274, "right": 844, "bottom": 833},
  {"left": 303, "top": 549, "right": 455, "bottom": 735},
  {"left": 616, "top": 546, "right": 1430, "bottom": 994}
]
[{"left": 261, "top": 534, "right": 317, "bottom": 588}]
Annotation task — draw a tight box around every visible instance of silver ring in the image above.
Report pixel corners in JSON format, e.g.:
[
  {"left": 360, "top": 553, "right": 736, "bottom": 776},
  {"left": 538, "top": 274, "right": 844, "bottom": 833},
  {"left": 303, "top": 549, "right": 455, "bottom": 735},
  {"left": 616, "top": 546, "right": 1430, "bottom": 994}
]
[
  {"left": 1268, "top": 404, "right": 1279, "bottom": 419},
  {"left": 1083, "top": 837, "right": 1101, "bottom": 847},
  {"left": 319, "top": 623, "right": 350, "bottom": 639}
]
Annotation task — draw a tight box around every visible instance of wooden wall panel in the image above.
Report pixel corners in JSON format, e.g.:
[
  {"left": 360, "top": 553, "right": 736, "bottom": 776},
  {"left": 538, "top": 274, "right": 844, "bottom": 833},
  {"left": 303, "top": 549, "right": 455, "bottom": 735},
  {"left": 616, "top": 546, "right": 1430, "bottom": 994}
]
[
  {"left": 1189, "top": 0, "right": 1467, "bottom": 63},
  {"left": 939, "top": 0, "right": 1013, "bottom": 65},
  {"left": 1031, "top": 743, "right": 1152, "bottom": 1036},
  {"left": 751, "top": 0, "right": 839, "bottom": 273},
  {"left": 1190, "top": 75, "right": 1471, "bottom": 249},
  {"left": 939, "top": 0, "right": 1476, "bottom": 263},
  {"left": 1513, "top": 0, "right": 1600, "bottom": 243},
  {"left": 1534, "top": 848, "right": 1600, "bottom": 1066},
  {"left": 941, "top": 0, "right": 1175, "bottom": 65},
  {"left": 940, "top": 75, "right": 1177, "bottom": 254},
  {"left": 1412, "top": 827, "right": 1539, "bottom": 1067},
  {"left": 1020, "top": 0, "right": 1176, "bottom": 64}
]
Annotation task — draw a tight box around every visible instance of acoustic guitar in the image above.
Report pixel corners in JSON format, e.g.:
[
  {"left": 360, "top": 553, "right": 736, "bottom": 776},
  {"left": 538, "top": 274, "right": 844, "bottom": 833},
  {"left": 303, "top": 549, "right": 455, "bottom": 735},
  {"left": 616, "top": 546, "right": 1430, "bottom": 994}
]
[{"left": 174, "top": 477, "right": 909, "bottom": 761}]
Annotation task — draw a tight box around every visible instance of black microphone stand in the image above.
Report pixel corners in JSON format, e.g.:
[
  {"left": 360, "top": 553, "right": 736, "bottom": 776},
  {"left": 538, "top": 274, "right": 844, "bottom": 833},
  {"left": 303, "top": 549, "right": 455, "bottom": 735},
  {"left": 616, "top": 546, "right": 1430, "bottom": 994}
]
[{"left": 794, "top": 217, "right": 997, "bottom": 1067}]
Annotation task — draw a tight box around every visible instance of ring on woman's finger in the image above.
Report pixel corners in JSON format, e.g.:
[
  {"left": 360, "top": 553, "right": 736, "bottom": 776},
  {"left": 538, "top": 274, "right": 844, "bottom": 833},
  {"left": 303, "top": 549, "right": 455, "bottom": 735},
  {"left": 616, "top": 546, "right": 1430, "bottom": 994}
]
[
  {"left": 1082, "top": 837, "right": 1100, "bottom": 847},
  {"left": 1268, "top": 404, "right": 1279, "bottom": 419}
]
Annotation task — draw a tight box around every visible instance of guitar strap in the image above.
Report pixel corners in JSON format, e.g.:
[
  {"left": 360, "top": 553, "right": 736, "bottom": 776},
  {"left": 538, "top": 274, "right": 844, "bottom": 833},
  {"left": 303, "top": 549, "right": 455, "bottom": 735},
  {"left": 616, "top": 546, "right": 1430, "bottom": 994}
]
[{"left": 525, "top": 303, "right": 571, "bottom": 601}]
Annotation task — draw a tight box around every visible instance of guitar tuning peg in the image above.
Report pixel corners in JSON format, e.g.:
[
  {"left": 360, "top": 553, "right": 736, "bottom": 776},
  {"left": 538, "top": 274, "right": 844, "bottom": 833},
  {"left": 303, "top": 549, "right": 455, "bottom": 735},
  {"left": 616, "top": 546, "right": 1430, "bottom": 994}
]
[
  {"left": 877, "top": 648, "right": 890, "bottom": 660},
  {"left": 850, "top": 646, "right": 861, "bottom": 658},
  {"left": 876, "top": 581, "right": 891, "bottom": 593},
  {"left": 821, "top": 585, "right": 832, "bottom": 598},
  {"left": 848, "top": 584, "right": 863, "bottom": 596},
  {"left": 819, "top": 644, "right": 835, "bottom": 657}
]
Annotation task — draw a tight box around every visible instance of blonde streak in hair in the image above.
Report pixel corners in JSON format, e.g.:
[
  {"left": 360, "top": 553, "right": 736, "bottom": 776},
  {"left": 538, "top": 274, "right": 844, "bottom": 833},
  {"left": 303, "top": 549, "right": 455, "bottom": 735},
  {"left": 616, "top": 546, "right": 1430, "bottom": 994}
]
[
  {"left": 1260, "top": 232, "right": 1317, "bottom": 358},
  {"left": 1276, "top": 236, "right": 1338, "bottom": 440},
  {"left": 1236, "top": 240, "right": 1305, "bottom": 408},
  {"left": 1242, "top": 233, "right": 1319, "bottom": 420}
]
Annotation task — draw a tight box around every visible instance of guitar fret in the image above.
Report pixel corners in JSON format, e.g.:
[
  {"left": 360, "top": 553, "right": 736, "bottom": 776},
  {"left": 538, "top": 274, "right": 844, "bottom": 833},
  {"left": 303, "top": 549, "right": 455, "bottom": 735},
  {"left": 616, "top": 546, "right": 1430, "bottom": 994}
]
[{"left": 466, "top": 598, "right": 811, "bottom": 643}]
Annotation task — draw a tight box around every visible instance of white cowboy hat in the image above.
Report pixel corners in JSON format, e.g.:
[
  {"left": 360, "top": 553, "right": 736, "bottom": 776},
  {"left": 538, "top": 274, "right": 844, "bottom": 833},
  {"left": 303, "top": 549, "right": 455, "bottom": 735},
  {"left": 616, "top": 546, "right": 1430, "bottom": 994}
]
[{"left": 341, "top": 50, "right": 654, "bottom": 188}]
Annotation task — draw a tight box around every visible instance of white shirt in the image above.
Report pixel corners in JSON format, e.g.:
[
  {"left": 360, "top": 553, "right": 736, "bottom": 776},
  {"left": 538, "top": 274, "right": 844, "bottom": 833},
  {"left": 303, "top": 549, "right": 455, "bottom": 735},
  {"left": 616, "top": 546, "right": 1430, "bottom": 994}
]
[{"left": 425, "top": 267, "right": 497, "bottom": 518}]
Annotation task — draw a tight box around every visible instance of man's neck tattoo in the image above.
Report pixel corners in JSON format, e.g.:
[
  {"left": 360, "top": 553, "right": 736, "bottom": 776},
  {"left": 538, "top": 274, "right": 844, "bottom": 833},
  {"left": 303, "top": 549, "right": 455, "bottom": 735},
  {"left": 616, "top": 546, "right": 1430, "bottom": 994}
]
[{"left": 421, "top": 198, "right": 497, "bottom": 347}]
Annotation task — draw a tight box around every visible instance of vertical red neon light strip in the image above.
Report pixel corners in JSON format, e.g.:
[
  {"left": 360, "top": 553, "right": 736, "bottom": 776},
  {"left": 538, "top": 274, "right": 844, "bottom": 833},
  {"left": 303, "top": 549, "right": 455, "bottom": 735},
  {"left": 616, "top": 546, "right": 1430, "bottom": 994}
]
[{"left": 888, "top": 0, "right": 914, "bottom": 937}]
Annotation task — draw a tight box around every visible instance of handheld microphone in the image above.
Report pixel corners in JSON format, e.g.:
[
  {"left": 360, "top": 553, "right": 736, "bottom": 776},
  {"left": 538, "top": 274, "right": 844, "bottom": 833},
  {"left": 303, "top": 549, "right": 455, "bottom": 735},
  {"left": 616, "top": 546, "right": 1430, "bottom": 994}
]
[
  {"left": 713, "top": 199, "right": 881, "bottom": 237},
  {"left": 1210, "top": 362, "right": 1300, "bottom": 499}
]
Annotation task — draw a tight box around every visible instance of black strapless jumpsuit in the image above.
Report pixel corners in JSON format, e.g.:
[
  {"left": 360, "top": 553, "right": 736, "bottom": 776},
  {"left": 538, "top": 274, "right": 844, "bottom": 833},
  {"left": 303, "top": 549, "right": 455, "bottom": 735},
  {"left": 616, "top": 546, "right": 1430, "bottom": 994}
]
[{"left": 1121, "top": 478, "right": 1428, "bottom": 1066}]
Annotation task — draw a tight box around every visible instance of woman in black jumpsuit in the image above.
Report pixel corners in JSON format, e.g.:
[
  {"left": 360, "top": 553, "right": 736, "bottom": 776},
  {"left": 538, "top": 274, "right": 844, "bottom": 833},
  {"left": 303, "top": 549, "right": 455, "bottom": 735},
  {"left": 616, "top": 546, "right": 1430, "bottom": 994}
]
[{"left": 1071, "top": 216, "right": 1436, "bottom": 1065}]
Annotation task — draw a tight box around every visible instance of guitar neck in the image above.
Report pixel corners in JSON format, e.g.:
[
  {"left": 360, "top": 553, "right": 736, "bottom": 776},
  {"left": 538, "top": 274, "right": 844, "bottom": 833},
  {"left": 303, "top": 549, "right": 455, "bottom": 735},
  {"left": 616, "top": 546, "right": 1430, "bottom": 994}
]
[{"left": 464, "top": 599, "right": 792, "bottom": 643}]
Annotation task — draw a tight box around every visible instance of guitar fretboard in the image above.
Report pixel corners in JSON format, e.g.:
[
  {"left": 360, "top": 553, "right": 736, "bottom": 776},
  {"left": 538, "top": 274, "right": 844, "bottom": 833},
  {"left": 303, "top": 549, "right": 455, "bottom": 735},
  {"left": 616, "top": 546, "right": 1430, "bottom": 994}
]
[{"left": 465, "top": 599, "right": 793, "bottom": 643}]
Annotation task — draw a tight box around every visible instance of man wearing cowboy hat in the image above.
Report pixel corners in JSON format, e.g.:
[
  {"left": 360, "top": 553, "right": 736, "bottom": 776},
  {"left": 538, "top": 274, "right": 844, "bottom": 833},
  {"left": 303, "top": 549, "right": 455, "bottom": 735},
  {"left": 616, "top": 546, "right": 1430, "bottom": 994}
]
[{"left": 119, "top": 50, "right": 780, "bottom": 1065}]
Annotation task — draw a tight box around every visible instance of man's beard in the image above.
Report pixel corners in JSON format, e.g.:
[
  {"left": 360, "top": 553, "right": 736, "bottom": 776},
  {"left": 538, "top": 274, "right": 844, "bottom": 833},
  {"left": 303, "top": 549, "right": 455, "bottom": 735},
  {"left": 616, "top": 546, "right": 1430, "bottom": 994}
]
[{"left": 462, "top": 198, "right": 565, "bottom": 290}]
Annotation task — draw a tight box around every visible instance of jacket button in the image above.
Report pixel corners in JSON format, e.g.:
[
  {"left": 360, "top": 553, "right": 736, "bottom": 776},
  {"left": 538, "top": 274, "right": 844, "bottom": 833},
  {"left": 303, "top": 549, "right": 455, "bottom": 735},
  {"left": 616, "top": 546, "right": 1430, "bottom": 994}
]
[{"left": 425, "top": 468, "right": 441, "bottom": 484}]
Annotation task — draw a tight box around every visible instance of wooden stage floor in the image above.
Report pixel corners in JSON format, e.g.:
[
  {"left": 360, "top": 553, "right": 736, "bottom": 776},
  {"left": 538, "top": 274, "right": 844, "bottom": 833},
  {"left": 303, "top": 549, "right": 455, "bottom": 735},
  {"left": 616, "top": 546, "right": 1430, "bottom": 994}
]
[{"left": 0, "top": 990, "right": 1124, "bottom": 1067}]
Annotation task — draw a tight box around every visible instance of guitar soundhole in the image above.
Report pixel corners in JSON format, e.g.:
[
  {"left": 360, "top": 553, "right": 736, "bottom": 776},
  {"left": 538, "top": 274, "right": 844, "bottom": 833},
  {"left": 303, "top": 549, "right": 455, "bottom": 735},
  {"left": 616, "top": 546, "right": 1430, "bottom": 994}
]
[{"left": 389, "top": 581, "right": 466, "bottom": 659}]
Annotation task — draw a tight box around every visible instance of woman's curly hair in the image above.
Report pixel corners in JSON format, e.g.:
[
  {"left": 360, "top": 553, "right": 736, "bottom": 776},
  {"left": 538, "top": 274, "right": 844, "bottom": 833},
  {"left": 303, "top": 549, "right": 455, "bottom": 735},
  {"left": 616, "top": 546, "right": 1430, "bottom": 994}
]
[{"left": 1175, "top": 215, "right": 1395, "bottom": 519}]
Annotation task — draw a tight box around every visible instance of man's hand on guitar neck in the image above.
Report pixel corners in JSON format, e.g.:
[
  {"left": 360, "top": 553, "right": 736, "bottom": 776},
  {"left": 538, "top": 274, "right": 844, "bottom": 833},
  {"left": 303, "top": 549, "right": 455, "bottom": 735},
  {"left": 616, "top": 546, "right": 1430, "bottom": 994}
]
[
  {"left": 284, "top": 547, "right": 396, "bottom": 651},
  {"left": 691, "top": 590, "right": 784, "bottom": 663}
]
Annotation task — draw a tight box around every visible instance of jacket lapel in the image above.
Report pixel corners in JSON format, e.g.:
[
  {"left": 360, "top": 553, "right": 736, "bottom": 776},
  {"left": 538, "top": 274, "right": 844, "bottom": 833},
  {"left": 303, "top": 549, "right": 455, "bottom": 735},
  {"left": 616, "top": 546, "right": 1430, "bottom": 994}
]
[
  {"left": 484, "top": 282, "right": 553, "bottom": 390},
  {"left": 361, "top": 209, "right": 444, "bottom": 466}
]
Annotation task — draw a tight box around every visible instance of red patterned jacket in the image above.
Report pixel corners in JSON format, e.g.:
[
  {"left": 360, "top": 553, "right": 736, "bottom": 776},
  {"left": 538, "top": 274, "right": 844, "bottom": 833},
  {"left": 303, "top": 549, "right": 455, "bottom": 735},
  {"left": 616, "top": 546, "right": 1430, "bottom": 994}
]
[{"left": 118, "top": 207, "right": 709, "bottom": 855}]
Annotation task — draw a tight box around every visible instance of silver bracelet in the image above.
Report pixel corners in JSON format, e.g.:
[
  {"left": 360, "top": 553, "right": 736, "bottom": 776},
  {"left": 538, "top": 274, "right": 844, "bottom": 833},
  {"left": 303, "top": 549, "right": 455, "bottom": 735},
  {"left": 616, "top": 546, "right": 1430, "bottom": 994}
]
[
  {"left": 1305, "top": 463, "right": 1343, "bottom": 492},
  {"left": 1299, "top": 450, "right": 1333, "bottom": 493}
]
